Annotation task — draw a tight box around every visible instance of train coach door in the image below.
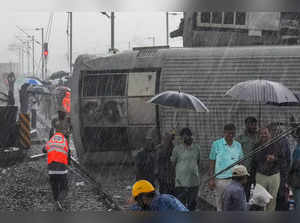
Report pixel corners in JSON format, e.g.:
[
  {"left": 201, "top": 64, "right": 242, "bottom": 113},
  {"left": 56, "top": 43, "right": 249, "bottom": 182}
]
[{"left": 127, "top": 70, "right": 160, "bottom": 148}]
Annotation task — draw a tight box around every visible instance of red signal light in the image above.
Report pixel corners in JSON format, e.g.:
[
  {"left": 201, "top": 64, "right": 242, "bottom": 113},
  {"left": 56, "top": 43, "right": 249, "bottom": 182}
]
[{"left": 43, "top": 42, "right": 48, "bottom": 57}]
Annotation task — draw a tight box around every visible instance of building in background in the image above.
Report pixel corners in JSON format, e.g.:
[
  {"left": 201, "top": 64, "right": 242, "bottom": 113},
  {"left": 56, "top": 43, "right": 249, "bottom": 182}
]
[{"left": 171, "top": 12, "right": 300, "bottom": 47}]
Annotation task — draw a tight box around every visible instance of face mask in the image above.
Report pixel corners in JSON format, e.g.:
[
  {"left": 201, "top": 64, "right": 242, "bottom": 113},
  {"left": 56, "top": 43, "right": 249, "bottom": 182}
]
[{"left": 171, "top": 134, "right": 175, "bottom": 140}]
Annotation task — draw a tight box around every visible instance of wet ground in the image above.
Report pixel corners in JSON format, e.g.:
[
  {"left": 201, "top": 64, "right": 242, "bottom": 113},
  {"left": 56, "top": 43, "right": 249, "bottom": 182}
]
[
  {"left": 0, "top": 149, "right": 215, "bottom": 211},
  {"left": 0, "top": 144, "right": 108, "bottom": 211},
  {"left": 0, "top": 115, "right": 216, "bottom": 211}
]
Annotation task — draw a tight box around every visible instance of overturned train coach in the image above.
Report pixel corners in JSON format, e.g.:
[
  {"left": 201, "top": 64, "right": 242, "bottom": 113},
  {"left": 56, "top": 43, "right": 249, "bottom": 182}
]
[{"left": 71, "top": 45, "right": 300, "bottom": 167}]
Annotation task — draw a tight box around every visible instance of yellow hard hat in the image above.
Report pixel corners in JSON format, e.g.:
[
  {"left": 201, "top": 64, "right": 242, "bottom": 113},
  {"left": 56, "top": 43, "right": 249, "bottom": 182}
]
[{"left": 132, "top": 180, "right": 155, "bottom": 198}]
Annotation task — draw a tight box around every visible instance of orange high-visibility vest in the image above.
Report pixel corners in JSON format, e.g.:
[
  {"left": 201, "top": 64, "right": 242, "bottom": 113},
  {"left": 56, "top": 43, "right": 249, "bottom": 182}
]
[
  {"left": 62, "top": 91, "right": 71, "bottom": 113},
  {"left": 46, "top": 132, "right": 69, "bottom": 165}
]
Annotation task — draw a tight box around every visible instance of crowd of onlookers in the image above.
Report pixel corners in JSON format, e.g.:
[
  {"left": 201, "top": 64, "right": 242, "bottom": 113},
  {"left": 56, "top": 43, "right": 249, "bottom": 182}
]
[{"left": 134, "top": 116, "right": 300, "bottom": 211}]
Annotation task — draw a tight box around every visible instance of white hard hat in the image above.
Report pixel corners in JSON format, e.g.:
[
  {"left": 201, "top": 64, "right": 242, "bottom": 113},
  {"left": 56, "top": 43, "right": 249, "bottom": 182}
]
[{"left": 232, "top": 165, "right": 250, "bottom": 177}]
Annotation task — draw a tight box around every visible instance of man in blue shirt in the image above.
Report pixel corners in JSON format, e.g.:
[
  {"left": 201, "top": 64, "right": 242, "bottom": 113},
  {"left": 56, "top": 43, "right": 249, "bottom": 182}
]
[
  {"left": 222, "top": 165, "right": 249, "bottom": 211},
  {"left": 130, "top": 180, "right": 188, "bottom": 212},
  {"left": 208, "top": 123, "right": 244, "bottom": 211}
]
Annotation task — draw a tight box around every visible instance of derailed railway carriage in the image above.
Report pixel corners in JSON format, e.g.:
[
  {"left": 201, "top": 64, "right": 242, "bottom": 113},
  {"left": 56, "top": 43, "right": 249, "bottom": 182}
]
[{"left": 71, "top": 46, "right": 300, "bottom": 168}]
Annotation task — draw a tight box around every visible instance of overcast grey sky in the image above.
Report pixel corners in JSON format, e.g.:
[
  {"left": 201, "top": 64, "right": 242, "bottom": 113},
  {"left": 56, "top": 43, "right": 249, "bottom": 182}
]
[{"left": 0, "top": 12, "right": 183, "bottom": 74}]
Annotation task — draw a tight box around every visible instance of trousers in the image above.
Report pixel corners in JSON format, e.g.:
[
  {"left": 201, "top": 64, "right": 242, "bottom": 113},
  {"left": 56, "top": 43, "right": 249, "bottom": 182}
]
[
  {"left": 159, "top": 180, "right": 175, "bottom": 196},
  {"left": 49, "top": 174, "right": 68, "bottom": 201},
  {"left": 175, "top": 186, "right": 199, "bottom": 211},
  {"left": 256, "top": 172, "right": 280, "bottom": 211},
  {"left": 215, "top": 178, "right": 232, "bottom": 211}
]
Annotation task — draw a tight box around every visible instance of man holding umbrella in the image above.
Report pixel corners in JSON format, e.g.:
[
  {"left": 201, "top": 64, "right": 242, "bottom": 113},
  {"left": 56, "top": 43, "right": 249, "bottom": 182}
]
[{"left": 250, "top": 126, "right": 286, "bottom": 211}]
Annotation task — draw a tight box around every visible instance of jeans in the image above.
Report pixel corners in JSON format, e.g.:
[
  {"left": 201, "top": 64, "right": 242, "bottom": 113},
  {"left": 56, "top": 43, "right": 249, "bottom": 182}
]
[
  {"left": 175, "top": 186, "right": 199, "bottom": 211},
  {"left": 49, "top": 174, "right": 68, "bottom": 201}
]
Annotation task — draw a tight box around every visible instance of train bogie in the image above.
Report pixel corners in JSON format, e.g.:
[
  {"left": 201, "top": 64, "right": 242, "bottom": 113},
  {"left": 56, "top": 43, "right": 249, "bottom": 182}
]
[{"left": 71, "top": 46, "right": 300, "bottom": 168}]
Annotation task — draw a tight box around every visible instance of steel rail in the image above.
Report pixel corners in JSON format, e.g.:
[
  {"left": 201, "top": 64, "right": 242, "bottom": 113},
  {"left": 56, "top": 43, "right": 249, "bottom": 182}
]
[
  {"left": 69, "top": 156, "right": 122, "bottom": 211},
  {"left": 27, "top": 152, "right": 122, "bottom": 211}
]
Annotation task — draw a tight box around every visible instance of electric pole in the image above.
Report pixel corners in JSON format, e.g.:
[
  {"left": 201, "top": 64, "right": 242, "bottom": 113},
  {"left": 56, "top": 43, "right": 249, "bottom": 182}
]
[
  {"left": 21, "top": 47, "right": 24, "bottom": 74},
  {"left": 16, "top": 26, "right": 40, "bottom": 76},
  {"left": 45, "top": 49, "right": 48, "bottom": 79},
  {"left": 100, "top": 11, "right": 117, "bottom": 54},
  {"left": 15, "top": 37, "right": 25, "bottom": 74},
  {"left": 166, "top": 12, "right": 169, "bottom": 46},
  {"left": 18, "top": 48, "right": 21, "bottom": 74},
  {"left": 111, "top": 12, "right": 115, "bottom": 53},
  {"left": 27, "top": 40, "right": 30, "bottom": 74},
  {"left": 69, "top": 12, "right": 73, "bottom": 74},
  {"left": 32, "top": 35, "right": 35, "bottom": 76},
  {"left": 35, "top": 28, "right": 44, "bottom": 79},
  {"left": 41, "top": 28, "right": 44, "bottom": 80}
]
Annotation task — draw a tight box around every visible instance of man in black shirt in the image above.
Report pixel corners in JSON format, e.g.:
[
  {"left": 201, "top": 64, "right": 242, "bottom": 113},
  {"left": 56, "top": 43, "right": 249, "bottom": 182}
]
[
  {"left": 268, "top": 123, "right": 291, "bottom": 211},
  {"left": 156, "top": 132, "right": 175, "bottom": 195},
  {"left": 135, "top": 136, "right": 157, "bottom": 186},
  {"left": 250, "top": 127, "right": 287, "bottom": 211}
]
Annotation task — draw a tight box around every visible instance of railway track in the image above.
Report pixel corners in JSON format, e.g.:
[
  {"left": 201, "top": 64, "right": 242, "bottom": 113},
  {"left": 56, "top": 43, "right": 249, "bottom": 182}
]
[
  {"left": 27, "top": 152, "right": 123, "bottom": 211},
  {"left": 34, "top": 114, "right": 124, "bottom": 211}
]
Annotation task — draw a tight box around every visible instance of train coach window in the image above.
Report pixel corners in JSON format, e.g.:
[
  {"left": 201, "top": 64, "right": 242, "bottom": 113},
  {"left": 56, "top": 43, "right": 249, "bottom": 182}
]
[
  {"left": 236, "top": 12, "right": 246, "bottom": 25},
  {"left": 97, "top": 75, "right": 126, "bottom": 96},
  {"left": 201, "top": 12, "right": 211, "bottom": 23},
  {"left": 97, "top": 76, "right": 111, "bottom": 96},
  {"left": 197, "top": 12, "right": 247, "bottom": 27},
  {"left": 112, "top": 75, "right": 126, "bottom": 96},
  {"left": 224, "top": 12, "right": 234, "bottom": 24},
  {"left": 83, "top": 76, "right": 98, "bottom": 96},
  {"left": 212, "top": 12, "right": 222, "bottom": 24}
]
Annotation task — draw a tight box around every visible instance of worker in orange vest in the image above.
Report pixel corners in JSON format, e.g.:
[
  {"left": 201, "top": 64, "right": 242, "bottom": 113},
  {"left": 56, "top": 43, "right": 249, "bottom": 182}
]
[
  {"left": 62, "top": 91, "right": 71, "bottom": 114},
  {"left": 44, "top": 132, "right": 70, "bottom": 210}
]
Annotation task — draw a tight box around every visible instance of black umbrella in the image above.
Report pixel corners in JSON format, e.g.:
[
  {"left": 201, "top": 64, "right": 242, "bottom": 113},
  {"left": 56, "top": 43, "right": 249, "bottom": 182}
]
[
  {"left": 148, "top": 90, "right": 209, "bottom": 112},
  {"left": 148, "top": 90, "right": 209, "bottom": 127},
  {"left": 27, "top": 85, "right": 51, "bottom": 96},
  {"left": 49, "top": 71, "right": 69, "bottom": 80},
  {"left": 225, "top": 79, "right": 299, "bottom": 126},
  {"left": 55, "top": 86, "right": 71, "bottom": 96}
]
